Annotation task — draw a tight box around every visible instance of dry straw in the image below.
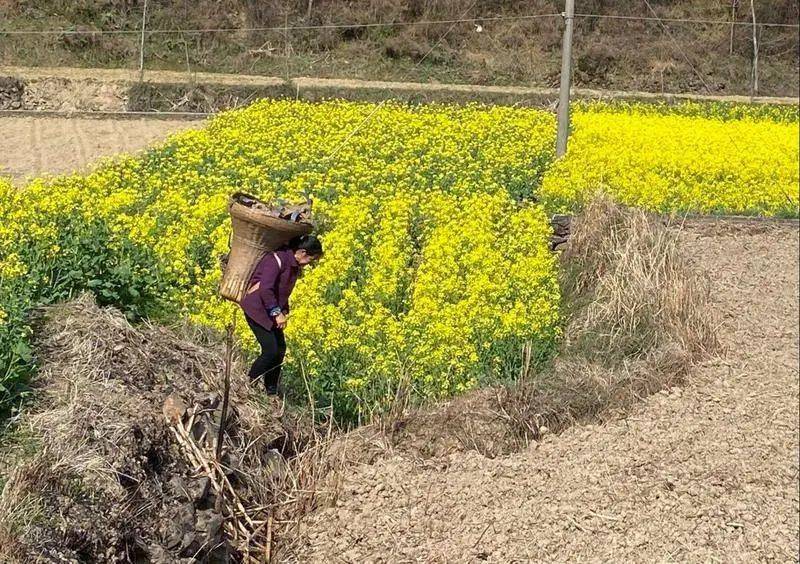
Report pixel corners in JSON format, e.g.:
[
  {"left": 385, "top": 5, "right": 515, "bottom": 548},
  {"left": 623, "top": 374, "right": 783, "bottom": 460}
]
[{"left": 0, "top": 295, "right": 341, "bottom": 562}]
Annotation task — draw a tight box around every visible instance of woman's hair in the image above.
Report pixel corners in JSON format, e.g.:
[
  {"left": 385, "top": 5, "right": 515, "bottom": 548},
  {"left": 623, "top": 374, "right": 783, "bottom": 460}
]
[{"left": 287, "top": 234, "right": 323, "bottom": 256}]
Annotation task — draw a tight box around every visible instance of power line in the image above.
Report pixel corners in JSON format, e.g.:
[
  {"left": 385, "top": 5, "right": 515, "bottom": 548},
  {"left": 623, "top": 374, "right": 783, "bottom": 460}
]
[
  {"left": 639, "top": 0, "right": 749, "bottom": 157},
  {"left": 0, "top": 14, "right": 561, "bottom": 35},
  {"left": 573, "top": 13, "right": 799, "bottom": 28},
  {"left": 0, "top": 12, "right": 796, "bottom": 36},
  {"left": 640, "top": 0, "right": 718, "bottom": 97}
]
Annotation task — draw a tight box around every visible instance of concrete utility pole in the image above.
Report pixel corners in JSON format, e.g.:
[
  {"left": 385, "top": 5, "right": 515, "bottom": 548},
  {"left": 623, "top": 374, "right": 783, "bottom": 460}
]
[{"left": 556, "top": 0, "right": 575, "bottom": 158}]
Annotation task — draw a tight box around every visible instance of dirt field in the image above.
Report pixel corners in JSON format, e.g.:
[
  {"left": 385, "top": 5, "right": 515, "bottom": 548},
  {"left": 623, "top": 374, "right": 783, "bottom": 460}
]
[
  {"left": 299, "top": 223, "right": 800, "bottom": 562},
  {"left": 0, "top": 115, "right": 200, "bottom": 183}
]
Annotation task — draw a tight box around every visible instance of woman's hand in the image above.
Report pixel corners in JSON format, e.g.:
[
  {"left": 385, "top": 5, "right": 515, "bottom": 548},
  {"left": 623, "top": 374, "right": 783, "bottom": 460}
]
[{"left": 274, "top": 313, "right": 288, "bottom": 329}]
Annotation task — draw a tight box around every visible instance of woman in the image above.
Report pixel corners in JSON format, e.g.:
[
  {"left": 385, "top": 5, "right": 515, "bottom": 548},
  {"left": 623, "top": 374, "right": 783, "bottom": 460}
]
[{"left": 240, "top": 234, "right": 323, "bottom": 395}]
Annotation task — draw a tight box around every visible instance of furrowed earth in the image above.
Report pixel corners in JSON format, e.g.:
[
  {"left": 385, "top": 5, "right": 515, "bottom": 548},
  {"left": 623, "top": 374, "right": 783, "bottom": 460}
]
[{"left": 297, "top": 221, "right": 800, "bottom": 562}]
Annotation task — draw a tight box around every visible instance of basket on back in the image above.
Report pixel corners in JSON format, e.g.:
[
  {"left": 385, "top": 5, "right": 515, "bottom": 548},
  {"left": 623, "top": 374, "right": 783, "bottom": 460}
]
[{"left": 219, "top": 193, "right": 313, "bottom": 303}]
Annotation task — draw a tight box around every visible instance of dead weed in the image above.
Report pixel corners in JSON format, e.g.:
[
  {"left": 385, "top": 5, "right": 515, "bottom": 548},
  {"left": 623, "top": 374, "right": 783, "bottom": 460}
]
[{"left": 0, "top": 295, "right": 341, "bottom": 563}]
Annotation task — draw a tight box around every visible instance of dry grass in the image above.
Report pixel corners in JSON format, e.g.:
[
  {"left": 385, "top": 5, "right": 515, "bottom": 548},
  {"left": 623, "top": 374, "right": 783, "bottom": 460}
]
[
  {"left": 497, "top": 197, "right": 718, "bottom": 445},
  {"left": 561, "top": 197, "right": 717, "bottom": 363},
  {"left": 0, "top": 295, "right": 343, "bottom": 563}
]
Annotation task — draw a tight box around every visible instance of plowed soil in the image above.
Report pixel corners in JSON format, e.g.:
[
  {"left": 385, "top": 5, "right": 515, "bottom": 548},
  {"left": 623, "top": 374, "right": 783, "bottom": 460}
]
[
  {"left": 0, "top": 116, "right": 198, "bottom": 183},
  {"left": 299, "top": 222, "right": 800, "bottom": 562}
]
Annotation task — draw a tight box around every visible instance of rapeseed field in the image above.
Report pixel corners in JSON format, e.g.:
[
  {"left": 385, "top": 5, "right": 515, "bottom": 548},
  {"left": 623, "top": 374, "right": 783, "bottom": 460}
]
[
  {"left": 1, "top": 99, "right": 796, "bottom": 420},
  {"left": 542, "top": 102, "right": 799, "bottom": 216}
]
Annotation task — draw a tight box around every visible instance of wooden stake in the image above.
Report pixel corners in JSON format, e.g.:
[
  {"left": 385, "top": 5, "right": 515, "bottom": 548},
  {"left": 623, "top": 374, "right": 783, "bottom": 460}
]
[
  {"left": 216, "top": 313, "right": 236, "bottom": 460},
  {"left": 265, "top": 512, "right": 274, "bottom": 563},
  {"left": 138, "top": 0, "right": 148, "bottom": 83}
]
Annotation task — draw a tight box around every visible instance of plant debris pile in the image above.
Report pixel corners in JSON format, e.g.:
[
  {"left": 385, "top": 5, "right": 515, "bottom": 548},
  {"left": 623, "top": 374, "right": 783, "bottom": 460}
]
[
  {"left": 233, "top": 192, "right": 314, "bottom": 224},
  {"left": 0, "top": 295, "right": 314, "bottom": 563}
]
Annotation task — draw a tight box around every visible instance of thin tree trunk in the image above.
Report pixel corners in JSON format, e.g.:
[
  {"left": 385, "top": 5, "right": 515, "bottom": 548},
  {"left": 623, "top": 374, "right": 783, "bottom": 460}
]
[{"left": 729, "top": 1, "right": 737, "bottom": 55}]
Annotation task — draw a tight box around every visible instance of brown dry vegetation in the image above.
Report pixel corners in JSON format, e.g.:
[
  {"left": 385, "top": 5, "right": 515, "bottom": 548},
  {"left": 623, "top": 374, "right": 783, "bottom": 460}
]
[
  {"left": 0, "top": 0, "right": 797, "bottom": 96},
  {"left": 0, "top": 296, "right": 341, "bottom": 563}
]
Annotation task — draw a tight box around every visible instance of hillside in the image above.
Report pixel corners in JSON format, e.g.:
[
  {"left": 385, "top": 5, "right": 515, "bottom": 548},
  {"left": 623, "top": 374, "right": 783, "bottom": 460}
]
[{"left": 0, "top": 0, "right": 798, "bottom": 97}]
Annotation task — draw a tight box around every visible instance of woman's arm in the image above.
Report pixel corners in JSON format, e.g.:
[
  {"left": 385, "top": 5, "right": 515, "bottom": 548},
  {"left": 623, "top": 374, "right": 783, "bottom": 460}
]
[
  {"left": 257, "top": 254, "right": 283, "bottom": 318},
  {"left": 280, "top": 267, "right": 294, "bottom": 315}
]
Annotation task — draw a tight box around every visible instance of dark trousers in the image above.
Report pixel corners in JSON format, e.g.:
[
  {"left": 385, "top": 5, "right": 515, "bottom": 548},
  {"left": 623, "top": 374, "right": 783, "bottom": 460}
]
[{"left": 245, "top": 315, "right": 286, "bottom": 394}]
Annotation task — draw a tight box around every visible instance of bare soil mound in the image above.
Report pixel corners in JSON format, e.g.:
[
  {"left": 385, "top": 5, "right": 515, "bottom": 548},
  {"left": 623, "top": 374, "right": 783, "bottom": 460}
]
[{"left": 0, "top": 295, "right": 312, "bottom": 563}]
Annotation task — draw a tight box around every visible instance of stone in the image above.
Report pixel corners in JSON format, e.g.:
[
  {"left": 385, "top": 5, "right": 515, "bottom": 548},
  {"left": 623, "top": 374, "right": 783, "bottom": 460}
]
[{"left": 189, "top": 476, "right": 211, "bottom": 504}]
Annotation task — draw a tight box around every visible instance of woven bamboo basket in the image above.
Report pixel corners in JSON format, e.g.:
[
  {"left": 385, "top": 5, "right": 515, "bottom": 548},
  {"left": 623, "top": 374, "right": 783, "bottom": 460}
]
[{"left": 219, "top": 194, "right": 313, "bottom": 303}]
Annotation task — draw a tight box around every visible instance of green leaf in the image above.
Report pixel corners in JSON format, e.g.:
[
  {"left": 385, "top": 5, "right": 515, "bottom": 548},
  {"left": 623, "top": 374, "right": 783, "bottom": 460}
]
[{"left": 12, "top": 340, "right": 32, "bottom": 362}]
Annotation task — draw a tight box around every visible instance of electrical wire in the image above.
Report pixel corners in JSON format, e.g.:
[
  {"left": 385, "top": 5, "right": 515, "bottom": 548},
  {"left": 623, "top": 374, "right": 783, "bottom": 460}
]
[
  {"left": 640, "top": 0, "right": 717, "bottom": 96},
  {"left": 639, "top": 0, "right": 750, "bottom": 158},
  {"left": 0, "top": 11, "right": 796, "bottom": 36},
  {"left": 573, "top": 13, "right": 799, "bottom": 28},
  {"left": 0, "top": 13, "right": 561, "bottom": 35}
]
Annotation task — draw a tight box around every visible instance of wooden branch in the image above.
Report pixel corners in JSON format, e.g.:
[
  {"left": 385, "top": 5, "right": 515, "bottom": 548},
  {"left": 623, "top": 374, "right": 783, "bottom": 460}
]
[
  {"left": 170, "top": 414, "right": 268, "bottom": 559},
  {"left": 216, "top": 316, "right": 236, "bottom": 460}
]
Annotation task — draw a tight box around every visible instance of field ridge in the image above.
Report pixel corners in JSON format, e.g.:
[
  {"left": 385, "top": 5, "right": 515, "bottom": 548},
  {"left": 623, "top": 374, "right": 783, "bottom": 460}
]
[{"left": 0, "top": 65, "right": 797, "bottom": 116}]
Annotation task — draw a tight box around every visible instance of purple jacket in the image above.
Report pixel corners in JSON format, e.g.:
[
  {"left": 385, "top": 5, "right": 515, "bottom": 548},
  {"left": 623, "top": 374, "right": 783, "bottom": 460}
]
[{"left": 240, "top": 249, "right": 299, "bottom": 331}]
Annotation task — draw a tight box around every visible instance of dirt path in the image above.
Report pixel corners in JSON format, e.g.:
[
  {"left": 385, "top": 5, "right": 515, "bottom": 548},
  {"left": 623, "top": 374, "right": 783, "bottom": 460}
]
[
  {"left": 299, "top": 223, "right": 800, "bottom": 562},
  {"left": 0, "top": 116, "right": 200, "bottom": 183}
]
